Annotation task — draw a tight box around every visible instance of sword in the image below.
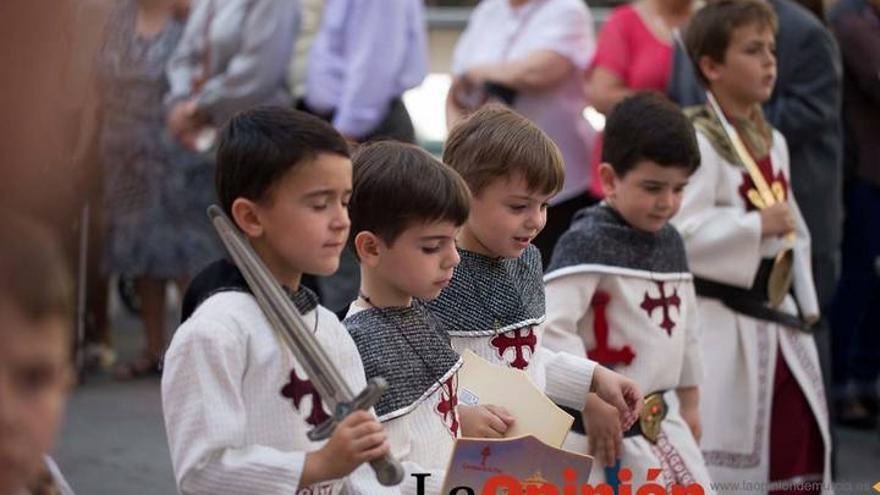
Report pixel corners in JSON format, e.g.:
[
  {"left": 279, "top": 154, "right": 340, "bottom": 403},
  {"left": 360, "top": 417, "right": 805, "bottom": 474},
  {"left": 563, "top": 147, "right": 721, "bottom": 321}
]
[{"left": 208, "top": 205, "right": 404, "bottom": 486}]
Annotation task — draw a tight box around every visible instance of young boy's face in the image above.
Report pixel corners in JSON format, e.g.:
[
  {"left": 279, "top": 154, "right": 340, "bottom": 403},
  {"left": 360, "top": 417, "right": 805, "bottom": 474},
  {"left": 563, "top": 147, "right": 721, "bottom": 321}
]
[
  {"left": 0, "top": 306, "right": 70, "bottom": 494},
  {"left": 600, "top": 160, "right": 690, "bottom": 233},
  {"left": 374, "top": 220, "right": 461, "bottom": 301},
  {"left": 707, "top": 22, "right": 777, "bottom": 106},
  {"left": 461, "top": 173, "right": 552, "bottom": 259},
  {"left": 251, "top": 153, "right": 352, "bottom": 282}
]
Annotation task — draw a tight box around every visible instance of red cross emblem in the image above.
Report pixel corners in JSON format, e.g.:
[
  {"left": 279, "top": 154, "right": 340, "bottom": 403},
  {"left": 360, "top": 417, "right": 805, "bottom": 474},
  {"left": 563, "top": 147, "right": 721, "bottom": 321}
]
[
  {"left": 640, "top": 281, "right": 681, "bottom": 336},
  {"left": 587, "top": 291, "right": 635, "bottom": 367},
  {"left": 281, "top": 368, "right": 331, "bottom": 427},
  {"left": 490, "top": 327, "right": 537, "bottom": 370},
  {"left": 481, "top": 446, "right": 492, "bottom": 468},
  {"left": 435, "top": 375, "right": 459, "bottom": 437}
]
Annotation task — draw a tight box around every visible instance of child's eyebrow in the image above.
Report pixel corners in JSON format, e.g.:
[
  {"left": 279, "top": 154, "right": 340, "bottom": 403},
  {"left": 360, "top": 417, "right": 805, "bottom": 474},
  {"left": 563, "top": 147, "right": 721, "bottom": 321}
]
[
  {"left": 505, "top": 194, "right": 538, "bottom": 201},
  {"left": 638, "top": 179, "right": 668, "bottom": 186},
  {"left": 419, "top": 235, "right": 454, "bottom": 241},
  {"left": 303, "top": 188, "right": 350, "bottom": 199}
]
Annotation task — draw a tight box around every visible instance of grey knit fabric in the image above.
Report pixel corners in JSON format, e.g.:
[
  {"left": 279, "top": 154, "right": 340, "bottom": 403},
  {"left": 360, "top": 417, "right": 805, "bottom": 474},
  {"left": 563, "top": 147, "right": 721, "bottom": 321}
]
[
  {"left": 427, "top": 244, "right": 545, "bottom": 337},
  {"left": 344, "top": 301, "right": 462, "bottom": 420},
  {"left": 547, "top": 204, "right": 689, "bottom": 275}
]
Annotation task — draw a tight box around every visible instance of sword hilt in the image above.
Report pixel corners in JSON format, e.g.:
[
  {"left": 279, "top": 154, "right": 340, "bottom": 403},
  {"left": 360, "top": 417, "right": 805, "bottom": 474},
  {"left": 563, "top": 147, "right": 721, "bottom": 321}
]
[{"left": 307, "top": 377, "right": 404, "bottom": 486}]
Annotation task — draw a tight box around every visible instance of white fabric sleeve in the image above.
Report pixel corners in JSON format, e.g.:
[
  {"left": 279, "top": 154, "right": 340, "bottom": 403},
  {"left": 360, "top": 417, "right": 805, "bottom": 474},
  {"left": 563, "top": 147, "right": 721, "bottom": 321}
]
[
  {"left": 671, "top": 133, "right": 764, "bottom": 288},
  {"left": 678, "top": 282, "right": 703, "bottom": 388},
  {"left": 195, "top": 1, "right": 298, "bottom": 121},
  {"left": 539, "top": 272, "right": 602, "bottom": 410},
  {"left": 161, "top": 319, "right": 305, "bottom": 494},
  {"left": 524, "top": 1, "right": 595, "bottom": 69}
]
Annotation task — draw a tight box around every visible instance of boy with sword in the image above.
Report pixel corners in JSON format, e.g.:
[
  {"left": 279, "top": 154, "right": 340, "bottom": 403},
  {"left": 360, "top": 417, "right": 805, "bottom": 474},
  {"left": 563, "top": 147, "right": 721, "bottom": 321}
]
[{"left": 162, "top": 107, "right": 401, "bottom": 494}]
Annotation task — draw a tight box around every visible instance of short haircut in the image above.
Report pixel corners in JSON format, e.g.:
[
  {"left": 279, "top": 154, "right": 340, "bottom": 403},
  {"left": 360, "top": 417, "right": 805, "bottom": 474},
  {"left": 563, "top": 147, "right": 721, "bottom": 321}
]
[
  {"left": 349, "top": 141, "right": 470, "bottom": 252},
  {"left": 602, "top": 92, "right": 700, "bottom": 176},
  {"left": 215, "top": 106, "right": 350, "bottom": 217},
  {"left": 684, "top": 0, "right": 779, "bottom": 86},
  {"left": 0, "top": 211, "right": 72, "bottom": 322},
  {"left": 443, "top": 104, "right": 565, "bottom": 197}
]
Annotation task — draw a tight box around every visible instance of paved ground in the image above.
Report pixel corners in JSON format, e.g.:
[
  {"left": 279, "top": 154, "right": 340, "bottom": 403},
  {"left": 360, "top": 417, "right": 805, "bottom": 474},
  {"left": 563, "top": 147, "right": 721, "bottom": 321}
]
[{"left": 54, "top": 301, "right": 880, "bottom": 494}]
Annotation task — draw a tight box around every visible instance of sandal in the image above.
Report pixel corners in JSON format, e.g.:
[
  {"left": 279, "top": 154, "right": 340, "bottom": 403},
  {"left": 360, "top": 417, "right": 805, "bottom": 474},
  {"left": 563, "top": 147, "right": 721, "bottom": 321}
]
[{"left": 114, "top": 354, "right": 162, "bottom": 380}]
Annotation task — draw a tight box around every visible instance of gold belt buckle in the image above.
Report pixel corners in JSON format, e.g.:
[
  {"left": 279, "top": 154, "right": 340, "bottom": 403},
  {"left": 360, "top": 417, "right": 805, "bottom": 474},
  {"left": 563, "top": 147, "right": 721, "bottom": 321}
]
[{"left": 639, "top": 393, "right": 666, "bottom": 444}]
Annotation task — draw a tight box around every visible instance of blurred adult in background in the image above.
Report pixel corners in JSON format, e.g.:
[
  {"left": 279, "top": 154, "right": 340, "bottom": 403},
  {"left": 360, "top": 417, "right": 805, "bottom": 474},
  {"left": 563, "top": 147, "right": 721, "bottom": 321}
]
[
  {"left": 304, "top": 0, "right": 429, "bottom": 312},
  {"left": 586, "top": 0, "right": 696, "bottom": 200},
  {"left": 288, "top": 0, "right": 326, "bottom": 103},
  {"left": 827, "top": 0, "right": 880, "bottom": 429},
  {"left": 304, "top": 0, "right": 426, "bottom": 143},
  {"left": 166, "top": 0, "right": 299, "bottom": 149},
  {"left": 95, "top": 0, "right": 203, "bottom": 379},
  {"left": 448, "top": 0, "right": 597, "bottom": 265}
]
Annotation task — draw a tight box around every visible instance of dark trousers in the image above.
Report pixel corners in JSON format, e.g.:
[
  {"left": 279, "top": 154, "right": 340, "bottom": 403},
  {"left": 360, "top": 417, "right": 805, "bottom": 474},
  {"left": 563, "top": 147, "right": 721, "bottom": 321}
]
[
  {"left": 829, "top": 178, "right": 880, "bottom": 397},
  {"left": 533, "top": 192, "right": 600, "bottom": 270}
]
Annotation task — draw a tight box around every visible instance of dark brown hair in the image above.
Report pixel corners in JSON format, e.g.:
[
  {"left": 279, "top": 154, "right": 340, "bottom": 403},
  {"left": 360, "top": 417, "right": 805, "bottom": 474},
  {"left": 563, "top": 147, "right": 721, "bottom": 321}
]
[
  {"left": 684, "top": 0, "right": 779, "bottom": 85},
  {"left": 215, "top": 106, "right": 350, "bottom": 218},
  {"left": 349, "top": 141, "right": 470, "bottom": 253},
  {"left": 603, "top": 92, "right": 700, "bottom": 176},
  {"left": 0, "top": 211, "right": 72, "bottom": 321},
  {"left": 443, "top": 105, "right": 564, "bottom": 197}
]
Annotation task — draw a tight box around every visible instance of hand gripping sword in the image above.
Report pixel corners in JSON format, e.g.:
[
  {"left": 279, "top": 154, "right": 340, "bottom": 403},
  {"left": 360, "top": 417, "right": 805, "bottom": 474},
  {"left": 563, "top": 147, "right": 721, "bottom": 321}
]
[{"left": 208, "top": 205, "right": 404, "bottom": 486}]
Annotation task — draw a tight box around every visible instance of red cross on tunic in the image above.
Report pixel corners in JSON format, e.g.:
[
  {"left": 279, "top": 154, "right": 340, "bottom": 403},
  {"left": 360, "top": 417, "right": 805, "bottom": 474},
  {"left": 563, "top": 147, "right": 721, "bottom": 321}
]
[
  {"left": 435, "top": 375, "right": 459, "bottom": 437},
  {"left": 587, "top": 290, "right": 635, "bottom": 367},
  {"left": 490, "top": 327, "right": 537, "bottom": 370},
  {"left": 640, "top": 281, "right": 681, "bottom": 336},
  {"left": 280, "top": 368, "right": 331, "bottom": 427}
]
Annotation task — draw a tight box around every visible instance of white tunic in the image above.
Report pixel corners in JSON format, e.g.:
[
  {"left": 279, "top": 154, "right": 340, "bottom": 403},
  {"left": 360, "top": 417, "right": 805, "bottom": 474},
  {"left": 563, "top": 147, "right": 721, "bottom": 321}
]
[
  {"left": 670, "top": 130, "right": 832, "bottom": 494},
  {"left": 162, "top": 291, "right": 398, "bottom": 495},
  {"left": 544, "top": 263, "right": 712, "bottom": 491}
]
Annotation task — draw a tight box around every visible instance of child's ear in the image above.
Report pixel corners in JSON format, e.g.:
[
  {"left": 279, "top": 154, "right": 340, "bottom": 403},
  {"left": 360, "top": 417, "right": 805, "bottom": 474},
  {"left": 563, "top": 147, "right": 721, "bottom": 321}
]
[
  {"left": 598, "top": 162, "right": 618, "bottom": 198},
  {"left": 230, "top": 198, "right": 264, "bottom": 238},
  {"left": 698, "top": 55, "right": 721, "bottom": 84},
  {"left": 354, "top": 231, "right": 382, "bottom": 268}
]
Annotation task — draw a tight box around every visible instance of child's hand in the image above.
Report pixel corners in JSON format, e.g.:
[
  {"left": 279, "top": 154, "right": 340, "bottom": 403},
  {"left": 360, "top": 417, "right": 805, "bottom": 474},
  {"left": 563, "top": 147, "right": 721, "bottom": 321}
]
[
  {"left": 760, "top": 203, "right": 794, "bottom": 237},
  {"left": 300, "top": 411, "right": 389, "bottom": 488},
  {"left": 590, "top": 366, "right": 643, "bottom": 430},
  {"left": 584, "top": 393, "right": 623, "bottom": 467},
  {"left": 458, "top": 404, "right": 515, "bottom": 438}
]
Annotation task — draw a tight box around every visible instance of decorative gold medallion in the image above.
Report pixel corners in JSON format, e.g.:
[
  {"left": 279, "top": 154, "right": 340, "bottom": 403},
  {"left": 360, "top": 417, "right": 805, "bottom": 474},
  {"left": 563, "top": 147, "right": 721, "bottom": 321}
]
[
  {"left": 768, "top": 249, "right": 794, "bottom": 308},
  {"left": 640, "top": 394, "right": 666, "bottom": 444}
]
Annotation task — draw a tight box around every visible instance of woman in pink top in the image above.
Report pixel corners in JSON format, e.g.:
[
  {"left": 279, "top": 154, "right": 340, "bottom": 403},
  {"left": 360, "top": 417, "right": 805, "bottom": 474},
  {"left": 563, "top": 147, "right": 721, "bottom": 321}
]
[{"left": 587, "top": 0, "right": 694, "bottom": 197}]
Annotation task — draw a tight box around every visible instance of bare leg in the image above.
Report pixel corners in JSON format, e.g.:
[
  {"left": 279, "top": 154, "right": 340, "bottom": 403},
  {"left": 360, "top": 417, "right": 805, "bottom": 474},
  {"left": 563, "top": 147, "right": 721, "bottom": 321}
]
[{"left": 136, "top": 277, "right": 167, "bottom": 360}]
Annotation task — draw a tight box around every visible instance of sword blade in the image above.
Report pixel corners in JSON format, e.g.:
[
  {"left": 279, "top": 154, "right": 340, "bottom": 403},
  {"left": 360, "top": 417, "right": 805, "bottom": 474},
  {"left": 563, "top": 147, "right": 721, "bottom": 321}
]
[{"left": 208, "top": 205, "right": 353, "bottom": 408}]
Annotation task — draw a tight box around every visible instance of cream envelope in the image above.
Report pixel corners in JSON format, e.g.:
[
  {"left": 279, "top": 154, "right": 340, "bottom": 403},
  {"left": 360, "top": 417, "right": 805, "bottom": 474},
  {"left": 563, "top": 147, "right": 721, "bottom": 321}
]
[{"left": 457, "top": 349, "right": 575, "bottom": 448}]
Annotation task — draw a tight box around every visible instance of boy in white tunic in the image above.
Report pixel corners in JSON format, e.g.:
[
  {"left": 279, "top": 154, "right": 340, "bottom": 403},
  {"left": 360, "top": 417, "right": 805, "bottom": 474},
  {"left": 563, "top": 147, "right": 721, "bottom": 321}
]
[
  {"left": 673, "top": 1, "right": 832, "bottom": 493},
  {"left": 343, "top": 142, "right": 471, "bottom": 495},
  {"left": 542, "top": 93, "right": 713, "bottom": 492},
  {"left": 428, "top": 105, "right": 643, "bottom": 436},
  {"left": 162, "top": 108, "right": 396, "bottom": 495}
]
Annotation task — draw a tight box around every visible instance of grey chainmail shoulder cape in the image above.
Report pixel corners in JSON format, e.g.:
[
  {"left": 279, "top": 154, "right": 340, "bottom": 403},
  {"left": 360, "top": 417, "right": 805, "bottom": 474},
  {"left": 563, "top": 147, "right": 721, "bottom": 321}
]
[
  {"left": 344, "top": 301, "right": 462, "bottom": 421},
  {"left": 545, "top": 204, "right": 690, "bottom": 279},
  {"left": 427, "top": 244, "right": 545, "bottom": 337}
]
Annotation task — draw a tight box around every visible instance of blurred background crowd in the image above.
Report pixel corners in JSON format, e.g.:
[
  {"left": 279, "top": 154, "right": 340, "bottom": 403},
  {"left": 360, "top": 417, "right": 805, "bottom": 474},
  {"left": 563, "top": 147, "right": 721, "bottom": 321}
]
[{"left": 0, "top": 0, "right": 877, "bottom": 490}]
